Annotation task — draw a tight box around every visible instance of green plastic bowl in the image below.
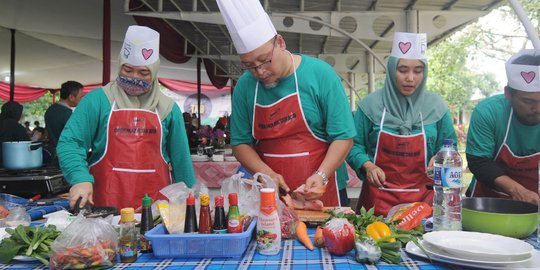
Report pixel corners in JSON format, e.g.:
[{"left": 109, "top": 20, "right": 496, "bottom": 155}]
[{"left": 462, "top": 197, "right": 539, "bottom": 238}]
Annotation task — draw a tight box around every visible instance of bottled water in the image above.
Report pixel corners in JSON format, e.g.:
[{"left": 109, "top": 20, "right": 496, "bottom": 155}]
[{"left": 432, "top": 138, "right": 462, "bottom": 231}]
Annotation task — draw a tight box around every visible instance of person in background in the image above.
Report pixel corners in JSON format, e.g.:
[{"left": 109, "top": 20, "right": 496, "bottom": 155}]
[
  {"left": 217, "top": 0, "right": 356, "bottom": 206},
  {"left": 182, "top": 112, "right": 198, "bottom": 148},
  {"left": 57, "top": 25, "right": 195, "bottom": 210},
  {"left": 24, "top": 121, "right": 32, "bottom": 136},
  {"left": 467, "top": 49, "right": 540, "bottom": 205},
  {"left": 0, "top": 101, "right": 30, "bottom": 166},
  {"left": 33, "top": 120, "right": 41, "bottom": 131},
  {"left": 346, "top": 32, "right": 457, "bottom": 216},
  {"left": 191, "top": 113, "right": 199, "bottom": 129},
  {"left": 44, "top": 80, "right": 84, "bottom": 164}
]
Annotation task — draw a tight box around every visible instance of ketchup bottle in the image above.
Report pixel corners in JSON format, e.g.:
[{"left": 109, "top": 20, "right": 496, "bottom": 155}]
[{"left": 198, "top": 194, "right": 213, "bottom": 234}]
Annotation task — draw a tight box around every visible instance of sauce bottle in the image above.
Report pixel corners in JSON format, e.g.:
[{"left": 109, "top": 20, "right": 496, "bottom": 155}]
[
  {"left": 119, "top": 208, "right": 138, "bottom": 262},
  {"left": 256, "top": 188, "right": 281, "bottom": 255},
  {"left": 227, "top": 193, "right": 242, "bottom": 233},
  {"left": 198, "top": 194, "right": 213, "bottom": 234},
  {"left": 139, "top": 194, "right": 154, "bottom": 253},
  {"left": 184, "top": 192, "right": 198, "bottom": 233},
  {"left": 212, "top": 195, "right": 227, "bottom": 234}
]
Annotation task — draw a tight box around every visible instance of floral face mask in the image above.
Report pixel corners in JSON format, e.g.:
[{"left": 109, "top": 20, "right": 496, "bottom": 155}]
[{"left": 116, "top": 75, "right": 152, "bottom": 96}]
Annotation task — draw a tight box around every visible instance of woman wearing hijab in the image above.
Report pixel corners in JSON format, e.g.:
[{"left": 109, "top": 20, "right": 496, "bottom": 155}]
[
  {"left": 0, "top": 101, "right": 31, "bottom": 166},
  {"left": 346, "top": 32, "right": 457, "bottom": 216},
  {"left": 57, "top": 26, "right": 195, "bottom": 210}
]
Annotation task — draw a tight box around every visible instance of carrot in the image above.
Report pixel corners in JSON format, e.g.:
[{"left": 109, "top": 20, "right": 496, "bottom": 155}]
[
  {"left": 296, "top": 221, "right": 314, "bottom": 250},
  {"left": 314, "top": 225, "right": 324, "bottom": 248}
]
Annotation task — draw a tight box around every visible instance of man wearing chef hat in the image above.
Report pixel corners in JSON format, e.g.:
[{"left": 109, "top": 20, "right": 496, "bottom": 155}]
[
  {"left": 467, "top": 49, "right": 540, "bottom": 205},
  {"left": 57, "top": 25, "right": 196, "bottom": 210},
  {"left": 217, "top": 0, "right": 356, "bottom": 206}
]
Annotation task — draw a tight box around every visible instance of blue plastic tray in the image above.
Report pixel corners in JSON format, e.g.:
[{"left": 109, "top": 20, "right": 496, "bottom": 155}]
[{"left": 145, "top": 219, "right": 256, "bottom": 258}]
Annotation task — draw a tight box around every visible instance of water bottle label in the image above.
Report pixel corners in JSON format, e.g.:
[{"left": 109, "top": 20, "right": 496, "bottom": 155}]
[{"left": 434, "top": 165, "right": 461, "bottom": 188}]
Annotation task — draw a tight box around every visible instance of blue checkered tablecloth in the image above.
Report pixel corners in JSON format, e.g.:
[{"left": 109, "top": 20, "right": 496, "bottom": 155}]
[
  {"left": 4, "top": 228, "right": 540, "bottom": 270},
  {"left": 1, "top": 229, "right": 538, "bottom": 270}
]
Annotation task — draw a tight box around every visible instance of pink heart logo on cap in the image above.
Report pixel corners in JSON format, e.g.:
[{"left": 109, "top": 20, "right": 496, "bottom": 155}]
[
  {"left": 399, "top": 42, "right": 412, "bottom": 54},
  {"left": 521, "top": 71, "right": 536, "bottom": 84},
  {"left": 142, "top": 48, "right": 153, "bottom": 60}
]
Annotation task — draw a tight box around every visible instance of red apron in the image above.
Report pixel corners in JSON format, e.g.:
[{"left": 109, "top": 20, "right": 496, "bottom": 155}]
[
  {"left": 357, "top": 110, "right": 433, "bottom": 216},
  {"left": 253, "top": 54, "right": 340, "bottom": 206},
  {"left": 473, "top": 109, "right": 540, "bottom": 197},
  {"left": 90, "top": 103, "right": 171, "bottom": 209}
]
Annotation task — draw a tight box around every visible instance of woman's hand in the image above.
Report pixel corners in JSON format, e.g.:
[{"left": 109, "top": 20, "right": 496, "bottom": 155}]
[
  {"left": 363, "top": 161, "right": 386, "bottom": 188},
  {"left": 69, "top": 182, "right": 94, "bottom": 209}
]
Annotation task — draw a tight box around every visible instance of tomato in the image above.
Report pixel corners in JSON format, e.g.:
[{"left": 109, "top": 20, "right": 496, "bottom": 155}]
[{"left": 322, "top": 218, "right": 355, "bottom": 256}]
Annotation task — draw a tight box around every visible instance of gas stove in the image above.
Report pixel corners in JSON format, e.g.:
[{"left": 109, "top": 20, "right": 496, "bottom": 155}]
[{"left": 0, "top": 167, "right": 70, "bottom": 198}]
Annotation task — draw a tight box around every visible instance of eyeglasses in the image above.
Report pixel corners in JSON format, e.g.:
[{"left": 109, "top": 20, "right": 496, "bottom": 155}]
[{"left": 240, "top": 36, "right": 277, "bottom": 71}]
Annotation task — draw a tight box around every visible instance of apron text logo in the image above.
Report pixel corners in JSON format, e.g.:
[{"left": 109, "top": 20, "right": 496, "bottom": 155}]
[
  {"left": 258, "top": 113, "right": 297, "bottom": 129},
  {"left": 381, "top": 147, "right": 420, "bottom": 157}
]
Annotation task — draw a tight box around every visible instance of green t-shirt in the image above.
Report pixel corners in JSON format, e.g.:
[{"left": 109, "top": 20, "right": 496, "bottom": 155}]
[
  {"left": 44, "top": 102, "right": 72, "bottom": 148},
  {"left": 466, "top": 94, "right": 540, "bottom": 158},
  {"left": 231, "top": 54, "right": 356, "bottom": 189},
  {"left": 347, "top": 108, "right": 457, "bottom": 179},
  {"left": 57, "top": 88, "right": 196, "bottom": 187}
]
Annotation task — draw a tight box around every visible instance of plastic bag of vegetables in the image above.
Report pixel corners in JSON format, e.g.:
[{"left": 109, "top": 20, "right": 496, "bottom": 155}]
[{"left": 49, "top": 214, "right": 117, "bottom": 269}]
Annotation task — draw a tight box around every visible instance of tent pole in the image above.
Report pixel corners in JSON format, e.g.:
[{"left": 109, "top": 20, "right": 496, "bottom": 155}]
[
  {"left": 102, "top": 0, "right": 111, "bottom": 84},
  {"left": 10, "top": 29, "right": 15, "bottom": 101},
  {"left": 197, "top": 57, "right": 202, "bottom": 127},
  {"left": 508, "top": 0, "right": 540, "bottom": 49}
]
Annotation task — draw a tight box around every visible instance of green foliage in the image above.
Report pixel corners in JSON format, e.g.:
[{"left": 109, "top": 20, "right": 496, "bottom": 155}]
[
  {"left": 427, "top": 26, "right": 500, "bottom": 118},
  {"left": 0, "top": 92, "right": 56, "bottom": 124}
]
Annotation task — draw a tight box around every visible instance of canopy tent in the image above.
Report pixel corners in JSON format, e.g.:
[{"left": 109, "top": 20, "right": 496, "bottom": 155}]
[{"left": 0, "top": 0, "right": 230, "bottom": 103}]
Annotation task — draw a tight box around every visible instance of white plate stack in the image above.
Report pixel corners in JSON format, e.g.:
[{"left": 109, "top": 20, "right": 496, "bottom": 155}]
[{"left": 406, "top": 231, "right": 539, "bottom": 269}]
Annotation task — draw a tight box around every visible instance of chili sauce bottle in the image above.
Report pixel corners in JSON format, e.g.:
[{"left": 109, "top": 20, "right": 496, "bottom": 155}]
[
  {"left": 139, "top": 194, "right": 154, "bottom": 253},
  {"left": 227, "top": 193, "right": 242, "bottom": 233},
  {"left": 119, "top": 208, "right": 138, "bottom": 262},
  {"left": 213, "top": 195, "right": 227, "bottom": 234},
  {"left": 256, "top": 188, "right": 281, "bottom": 255},
  {"left": 198, "top": 194, "right": 213, "bottom": 234}
]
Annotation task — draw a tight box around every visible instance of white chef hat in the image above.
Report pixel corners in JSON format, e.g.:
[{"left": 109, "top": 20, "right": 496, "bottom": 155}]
[
  {"left": 120, "top": 25, "right": 160, "bottom": 66},
  {"left": 505, "top": 49, "right": 540, "bottom": 92},
  {"left": 391, "top": 32, "right": 427, "bottom": 60},
  {"left": 216, "top": 0, "right": 277, "bottom": 54}
]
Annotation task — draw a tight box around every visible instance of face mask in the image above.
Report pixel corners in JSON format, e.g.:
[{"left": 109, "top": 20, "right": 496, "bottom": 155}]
[{"left": 116, "top": 75, "right": 152, "bottom": 96}]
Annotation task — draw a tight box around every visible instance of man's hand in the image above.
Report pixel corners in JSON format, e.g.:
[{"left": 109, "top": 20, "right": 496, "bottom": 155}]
[
  {"left": 69, "top": 182, "right": 94, "bottom": 209},
  {"left": 509, "top": 184, "right": 540, "bottom": 205},
  {"left": 267, "top": 171, "right": 290, "bottom": 193},
  {"left": 495, "top": 175, "right": 540, "bottom": 205},
  {"left": 304, "top": 173, "right": 325, "bottom": 200},
  {"left": 363, "top": 161, "right": 386, "bottom": 188}
]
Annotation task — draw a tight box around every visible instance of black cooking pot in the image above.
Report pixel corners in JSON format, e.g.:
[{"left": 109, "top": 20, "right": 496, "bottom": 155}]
[{"left": 2, "top": 141, "right": 43, "bottom": 170}]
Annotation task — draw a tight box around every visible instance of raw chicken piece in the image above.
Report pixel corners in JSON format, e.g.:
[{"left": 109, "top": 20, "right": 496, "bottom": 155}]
[{"left": 280, "top": 184, "right": 325, "bottom": 211}]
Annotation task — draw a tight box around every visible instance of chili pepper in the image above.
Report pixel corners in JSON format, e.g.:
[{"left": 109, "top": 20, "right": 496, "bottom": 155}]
[{"left": 366, "top": 221, "right": 396, "bottom": 243}]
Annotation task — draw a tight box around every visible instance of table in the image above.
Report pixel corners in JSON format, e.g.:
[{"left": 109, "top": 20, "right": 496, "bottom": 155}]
[
  {"left": 192, "top": 161, "right": 242, "bottom": 188},
  {"left": 6, "top": 228, "right": 537, "bottom": 269},
  {"left": 192, "top": 161, "right": 362, "bottom": 188}
]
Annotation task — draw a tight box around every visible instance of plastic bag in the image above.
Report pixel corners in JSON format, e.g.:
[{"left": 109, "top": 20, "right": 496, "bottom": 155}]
[
  {"left": 220, "top": 172, "right": 262, "bottom": 217},
  {"left": 278, "top": 202, "right": 298, "bottom": 239},
  {"left": 49, "top": 214, "right": 117, "bottom": 269},
  {"left": 4, "top": 207, "right": 30, "bottom": 227},
  {"left": 159, "top": 182, "right": 190, "bottom": 234},
  {"left": 386, "top": 202, "right": 432, "bottom": 230}
]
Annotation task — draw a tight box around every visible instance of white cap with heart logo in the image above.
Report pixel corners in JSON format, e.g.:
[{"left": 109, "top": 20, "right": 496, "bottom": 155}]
[
  {"left": 120, "top": 25, "right": 160, "bottom": 66},
  {"left": 390, "top": 32, "right": 427, "bottom": 60},
  {"left": 505, "top": 49, "right": 540, "bottom": 92}
]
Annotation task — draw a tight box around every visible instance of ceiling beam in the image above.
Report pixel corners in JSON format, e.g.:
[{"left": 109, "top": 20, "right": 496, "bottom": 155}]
[{"left": 442, "top": 0, "right": 460, "bottom": 10}]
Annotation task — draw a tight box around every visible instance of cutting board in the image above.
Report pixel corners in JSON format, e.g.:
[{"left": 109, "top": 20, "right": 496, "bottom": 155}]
[{"left": 294, "top": 207, "right": 334, "bottom": 223}]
